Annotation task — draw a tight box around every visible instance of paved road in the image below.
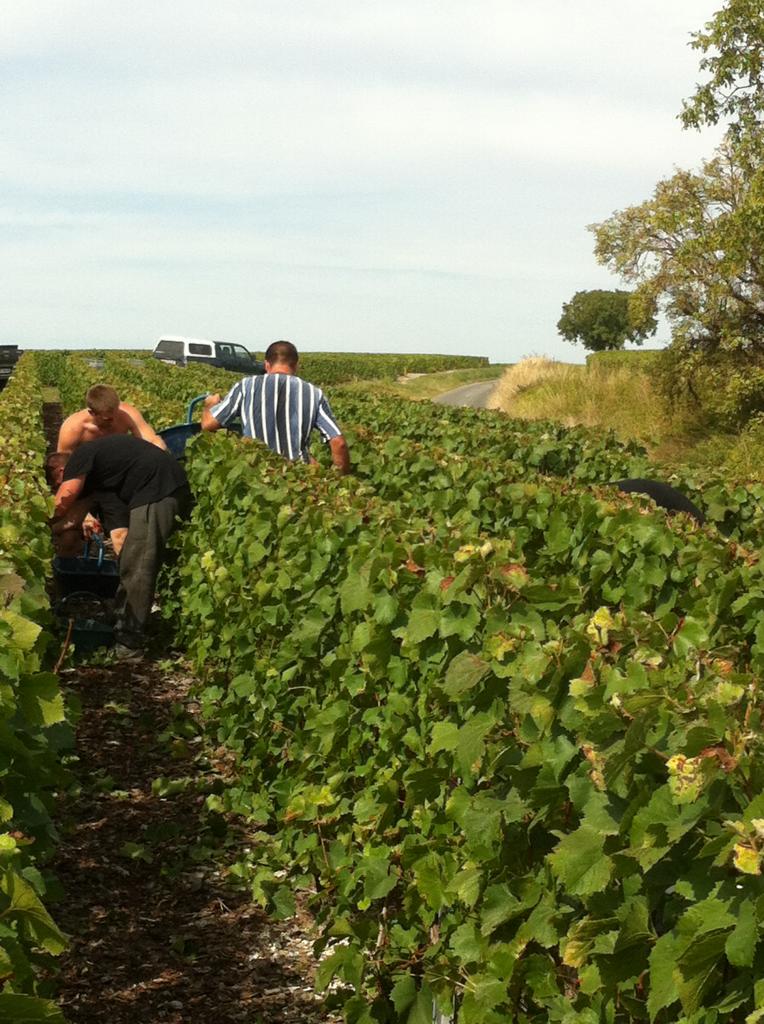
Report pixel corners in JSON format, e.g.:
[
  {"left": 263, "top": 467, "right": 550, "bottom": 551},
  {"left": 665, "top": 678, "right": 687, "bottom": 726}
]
[{"left": 434, "top": 380, "right": 497, "bottom": 408}]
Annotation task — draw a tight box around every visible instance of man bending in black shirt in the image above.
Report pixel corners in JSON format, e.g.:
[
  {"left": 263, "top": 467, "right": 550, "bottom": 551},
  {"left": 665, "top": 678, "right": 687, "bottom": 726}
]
[{"left": 50, "top": 436, "right": 192, "bottom": 657}]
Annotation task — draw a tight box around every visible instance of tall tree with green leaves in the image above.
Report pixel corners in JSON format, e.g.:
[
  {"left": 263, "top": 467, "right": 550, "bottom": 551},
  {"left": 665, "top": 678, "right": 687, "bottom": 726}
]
[
  {"left": 589, "top": 0, "right": 764, "bottom": 422},
  {"left": 590, "top": 135, "right": 764, "bottom": 356},
  {"left": 556, "top": 289, "right": 657, "bottom": 351},
  {"left": 681, "top": 0, "right": 764, "bottom": 138},
  {"left": 591, "top": 133, "right": 764, "bottom": 421}
]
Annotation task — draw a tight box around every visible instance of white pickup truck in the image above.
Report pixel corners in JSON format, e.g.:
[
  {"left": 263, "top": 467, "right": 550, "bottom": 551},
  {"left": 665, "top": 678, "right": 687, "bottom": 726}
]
[{"left": 152, "top": 336, "right": 264, "bottom": 374}]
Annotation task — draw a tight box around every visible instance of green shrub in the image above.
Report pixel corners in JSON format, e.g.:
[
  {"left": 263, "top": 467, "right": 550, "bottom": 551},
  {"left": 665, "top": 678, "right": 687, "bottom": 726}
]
[
  {"left": 653, "top": 343, "right": 764, "bottom": 429},
  {"left": 585, "top": 349, "right": 666, "bottom": 371}
]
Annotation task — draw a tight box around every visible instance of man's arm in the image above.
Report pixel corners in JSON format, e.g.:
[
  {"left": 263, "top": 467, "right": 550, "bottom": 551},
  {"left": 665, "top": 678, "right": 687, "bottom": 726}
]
[
  {"left": 50, "top": 496, "right": 92, "bottom": 535},
  {"left": 329, "top": 435, "right": 351, "bottom": 475},
  {"left": 56, "top": 413, "right": 83, "bottom": 454},
  {"left": 120, "top": 402, "right": 168, "bottom": 450},
  {"left": 200, "top": 394, "right": 223, "bottom": 432},
  {"left": 314, "top": 393, "right": 350, "bottom": 474},
  {"left": 54, "top": 476, "right": 86, "bottom": 518}
]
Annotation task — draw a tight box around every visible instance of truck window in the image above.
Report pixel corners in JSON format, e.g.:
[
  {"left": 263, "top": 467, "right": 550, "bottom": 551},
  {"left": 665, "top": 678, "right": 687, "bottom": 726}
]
[
  {"left": 155, "top": 340, "right": 183, "bottom": 359},
  {"left": 230, "top": 344, "right": 253, "bottom": 361},
  {"left": 189, "top": 343, "right": 213, "bottom": 356}
]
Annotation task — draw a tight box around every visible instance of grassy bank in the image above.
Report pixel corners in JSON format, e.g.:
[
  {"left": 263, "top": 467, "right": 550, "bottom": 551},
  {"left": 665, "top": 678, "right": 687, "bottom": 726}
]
[
  {"left": 489, "top": 354, "right": 764, "bottom": 479},
  {"left": 487, "top": 356, "right": 668, "bottom": 440}
]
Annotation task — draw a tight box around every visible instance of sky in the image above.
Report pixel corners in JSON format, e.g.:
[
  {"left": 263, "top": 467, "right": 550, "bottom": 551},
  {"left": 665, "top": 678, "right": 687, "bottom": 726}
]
[{"left": 1, "top": 1, "right": 723, "bottom": 363}]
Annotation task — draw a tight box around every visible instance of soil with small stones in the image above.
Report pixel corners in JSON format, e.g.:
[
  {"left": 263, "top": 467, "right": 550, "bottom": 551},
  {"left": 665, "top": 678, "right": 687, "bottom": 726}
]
[{"left": 51, "top": 657, "right": 336, "bottom": 1024}]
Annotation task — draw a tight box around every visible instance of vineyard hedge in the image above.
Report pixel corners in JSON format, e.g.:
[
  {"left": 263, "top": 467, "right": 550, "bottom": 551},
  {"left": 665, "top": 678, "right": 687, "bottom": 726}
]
[
  {"left": 0, "top": 356, "right": 69, "bottom": 1021},
  {"left": 161, "top": 427, "right": 764, "bottom": 1024}
]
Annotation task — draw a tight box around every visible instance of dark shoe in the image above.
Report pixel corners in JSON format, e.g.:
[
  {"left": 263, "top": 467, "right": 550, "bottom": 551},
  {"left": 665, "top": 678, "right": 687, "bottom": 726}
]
[{"left": 112, "top": 643, "right": 145, "bottom": 661}]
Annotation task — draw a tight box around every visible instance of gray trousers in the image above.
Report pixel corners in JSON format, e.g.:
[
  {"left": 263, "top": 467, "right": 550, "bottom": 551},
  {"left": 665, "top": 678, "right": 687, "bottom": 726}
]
[{"left": 114, "top": 489, "right": 189, "bottom": 646}]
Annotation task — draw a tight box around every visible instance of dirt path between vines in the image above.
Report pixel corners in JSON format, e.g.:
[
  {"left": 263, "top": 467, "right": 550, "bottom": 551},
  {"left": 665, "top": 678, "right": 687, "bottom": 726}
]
[
  {"left": 51, "top": 658, "right": 336, "bottom": 1024},
  {"left": 42, "top": 397, "right": 63, "bottom": 454}
]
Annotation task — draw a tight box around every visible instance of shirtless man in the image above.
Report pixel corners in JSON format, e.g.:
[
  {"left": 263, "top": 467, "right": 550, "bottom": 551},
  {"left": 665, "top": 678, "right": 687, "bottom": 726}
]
[
  {"left": 52, "top": 385, "right": 167, "bottom": 556},
  {"left": 57, "top": 384, "right": 167, "bottom": 454}
]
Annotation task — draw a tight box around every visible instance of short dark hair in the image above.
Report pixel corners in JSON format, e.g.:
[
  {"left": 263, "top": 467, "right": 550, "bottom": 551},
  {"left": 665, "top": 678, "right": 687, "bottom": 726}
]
[
  {"left": 265, "top": 340, "right": 298, "bottom": 368},
  {"left": 86, "top": 384, "right": 120, "bottom": 415},
  {"left": 45, "top": 451, "right": 69, "bottom": 488}
]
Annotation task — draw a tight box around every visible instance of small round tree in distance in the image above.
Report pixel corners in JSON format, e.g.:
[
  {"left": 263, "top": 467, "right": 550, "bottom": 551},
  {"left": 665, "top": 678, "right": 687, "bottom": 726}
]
[{"left": 557, "top": 289, "right": 658, "bottom": 352}]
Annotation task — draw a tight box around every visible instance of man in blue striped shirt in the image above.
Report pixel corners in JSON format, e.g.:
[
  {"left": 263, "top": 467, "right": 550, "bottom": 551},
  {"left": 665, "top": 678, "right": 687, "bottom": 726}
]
[{"left": 200, "top": 340, "right": 351, "bottom": 474}]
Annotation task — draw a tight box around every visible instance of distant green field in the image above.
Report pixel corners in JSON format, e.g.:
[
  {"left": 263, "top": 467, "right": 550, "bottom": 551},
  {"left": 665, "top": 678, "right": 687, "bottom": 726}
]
[
  {"left": 39, "top": 349, "right": 491, "bottom": 387},
  {"left": 292, "top": 351, "right": 489, "bottom": 384},
  {"left": 340, "top": 363, "right": 508, "bottom": 400}
]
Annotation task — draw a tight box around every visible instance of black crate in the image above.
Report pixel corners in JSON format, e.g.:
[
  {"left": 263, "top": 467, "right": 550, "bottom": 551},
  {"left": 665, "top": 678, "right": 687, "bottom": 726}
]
[{"left": 53, "top": 540, "right": 120, "bottom": 598}]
